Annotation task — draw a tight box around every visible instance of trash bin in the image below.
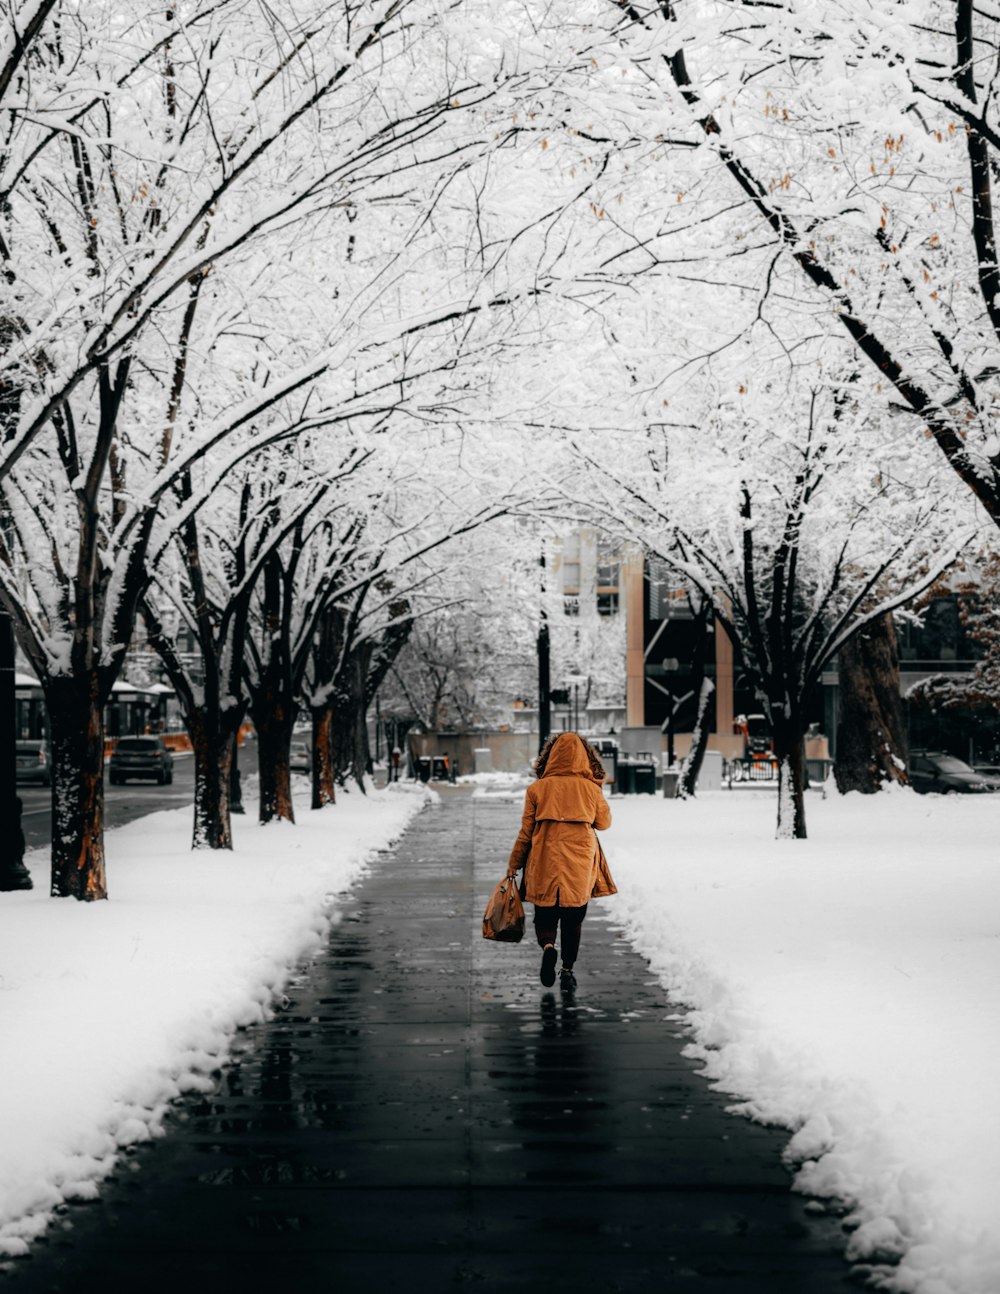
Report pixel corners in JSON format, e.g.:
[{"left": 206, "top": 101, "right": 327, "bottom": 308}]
[
  {"left": 417, "top": 756, "right": 432, "bottom": 783},
  {"left": 617, "top": 759, "right": 635, "bottom": 794},
  {"left": 661, "top": 769, "right": 681, "bottom": 798},
  {"left": 633, "top": 762, "right": 656, "bottom": 794},
  {"left": 594, "top": 739, "right": 619, "bottom": 790},
  {"left": 432, "top": 756, "right": 448, "bottom": 780}
]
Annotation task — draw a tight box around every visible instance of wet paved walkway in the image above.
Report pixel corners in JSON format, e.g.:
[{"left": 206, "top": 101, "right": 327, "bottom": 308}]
[{"left": 4, "top": 788, "right": 852, "bottom": 1292}]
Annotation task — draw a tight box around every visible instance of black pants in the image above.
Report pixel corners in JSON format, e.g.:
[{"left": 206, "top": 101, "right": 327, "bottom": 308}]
[{"left": 533, "top": 903, "right": 588, "bottom": 969}]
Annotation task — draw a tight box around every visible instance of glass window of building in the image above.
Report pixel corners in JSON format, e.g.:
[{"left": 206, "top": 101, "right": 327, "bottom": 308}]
[{"left": 597, "top": 560, "right": 619, "bottom": 589}]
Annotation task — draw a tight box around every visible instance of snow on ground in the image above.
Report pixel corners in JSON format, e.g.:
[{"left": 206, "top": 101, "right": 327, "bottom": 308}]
[
  {"left": 605, "top": 786, "right": 1000, "bottom": 1294},
  {"left": 0, "top": 781, "right": 429, "bottom": 1258},
  {"left": 459, "top": 770, "right": 532, "bottom": 789},
  {"left": 3, "top": 776, "right": 996, "bottom": 1292}
]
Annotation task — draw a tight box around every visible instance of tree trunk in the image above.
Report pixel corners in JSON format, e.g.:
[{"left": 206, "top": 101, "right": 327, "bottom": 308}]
[
  {"left": 47, "top": 672, "right": 108, "bottom": 900},
  {"left": 835, "top": 612, "right": 909, "bottom": 793},
  {"left": 187, "top": 704, "right": 241, "bottom": 849},
  {"left": 331, "top": 654, "right": 370, "bottom": 792},
  {"left": 678, "top": 678, "right": 715, "bottom": 798},
  {"left": 677, "top": 598, "right": 714, "bottom": 798},
  {"left": 773, "top": 712, "right": 807, "bottom": 839},
  {"left": 251, "top": 672, "right": 295, "bottom": 824},
  {"left": 310, "top": 703, "right": 336, "bottom": 809},
  {"left": 0, "top": 612, "right": 32, "bottom": 890}
]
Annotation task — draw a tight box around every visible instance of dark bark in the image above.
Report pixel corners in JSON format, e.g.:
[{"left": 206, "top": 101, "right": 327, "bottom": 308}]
[
  {"left": 187, "top": 705, "right": 243, "bottom": 849},
  {"left": 956, "top": 0, "right": 1000, "bottom": 347},
  {"left": 39, "top": 359, "right": 130, "bottom": 898},
  {"left": 251, "top": 668, "right": 296, "bottom": 824},
  {"left": 740, "top": 481, "right": 811, "bottom": 839},
  {"left": 305, "top": 604, "right": 357, "bottom": 795},
  {"left": 679, "top": 678, "right": 715, "bottom": 798},
  {"left": 246, "top": 550, "right": 296, "bottom": 825},
  {"left": 365, "top": 593, "right": 414, "bottom": 705},
  {"left": 306, "top": 604, "right": 341, "bottom": 809},
  {"left": 0, "top": 612, "right": 31, "bottom": 889},
  {"left": 835, "top": 612, "right": 909, "bottom": 794},
  {"left": 310, "top": 703, "right": 336, "bottom": 809},
  {"left": 47, "top": 672, "right": 108, "bottom": 899},
  {"left": 677, "top": 598, "right": 714, "bottom": 797},
  {"left": 143, "top": 594, "right": 248, "bottom": 850},
  {"left": 307, "top": 588, "right": 413, "bottom": 796},
  {"left": 331, "top": 650, "right": 370, "bottom": 792},
  {"left": 773, "top": 711, "right": 807, "bottom": 839},
  {"left": 0, "top": 1, "right": 57, "bottom": 104}
]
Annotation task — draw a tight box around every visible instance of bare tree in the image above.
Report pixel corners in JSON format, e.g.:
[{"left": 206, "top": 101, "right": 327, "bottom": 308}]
[
  {"left": 0, "top": 0, "right": 533, "bottom": 896},
  {"left": 602, "top": 0, "right": 1000, "bottom": 533},
  {"left": 573, "top": 371, "right": 972, "bottom": 837}
]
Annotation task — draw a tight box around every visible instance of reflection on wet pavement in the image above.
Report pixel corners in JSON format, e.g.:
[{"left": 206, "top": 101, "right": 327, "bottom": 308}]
[{"left": 2, "top": 789, "right": 852, "bottom": 1293}]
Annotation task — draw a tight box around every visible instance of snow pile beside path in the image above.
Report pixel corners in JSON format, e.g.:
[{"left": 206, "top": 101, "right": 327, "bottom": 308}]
[
  {"left": 0, "top": 782, "right": 429, "bottom": 1258},
  {"left": 460, "top": 771, "right": 531, "bottom": 788},
  {"left": 607, "top": 789, "right": 1000, "bottom": 1294}
]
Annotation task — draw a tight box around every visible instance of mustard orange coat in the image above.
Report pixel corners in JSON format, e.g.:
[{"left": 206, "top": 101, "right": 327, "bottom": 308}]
[{"left": 507, "top": 733, "right": 614, "bottom": 907}]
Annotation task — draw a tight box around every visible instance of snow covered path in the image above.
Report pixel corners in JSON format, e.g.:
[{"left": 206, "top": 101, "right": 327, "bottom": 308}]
[
  {"left": 2, "top": 786, "right": 849, "bottom": 1292},
  {"left": 3, "top": 781, "right": 994, "bottom": 1294},
  {"left": 610, "top": 787, "right": 1000, "bottom": 1294},
  {"left": 0, "top": 782, "right": 429, "bottom": 1260}
]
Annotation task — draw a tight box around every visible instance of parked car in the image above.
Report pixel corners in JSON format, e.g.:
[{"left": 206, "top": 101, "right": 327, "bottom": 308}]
[
  {"left": 289, "top": 742, "right": 312, "bottom": 774},
  {"left": 108, "top": 735, "right": 174, "bottom": 785},
  {"left": 15, "top": 740, "right": 51, "bottom": 786},
  {"left": 909, "top": 751, "right": 994, "bottom": 795},
  {"left": 973, "top": 763, "right": 1000, "bottom": 792}
]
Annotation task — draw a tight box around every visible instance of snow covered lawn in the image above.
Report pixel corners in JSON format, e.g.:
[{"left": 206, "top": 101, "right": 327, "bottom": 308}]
[
  {"left": 0, "top": 782, "right": 429, "bottom": 1259},
  {"left": 606, "top": 787, "right": 1000, "bottom": 1294}
]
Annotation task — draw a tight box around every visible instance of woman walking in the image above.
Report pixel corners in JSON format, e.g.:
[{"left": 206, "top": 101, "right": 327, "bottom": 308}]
[{"left": 506, "top": 732, "right": 615, "bottom": 992}]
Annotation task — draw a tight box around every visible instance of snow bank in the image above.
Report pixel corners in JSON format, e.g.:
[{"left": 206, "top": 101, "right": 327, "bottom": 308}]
[
  {"left": 0, "top": 782, "right": 429, "bottom": 1258},
  {"left": 459, "top": 771, "right": 532, "bottom": 788},
  {"left": 606, "top": 788, "right": 1000, "bottom": 1294}
]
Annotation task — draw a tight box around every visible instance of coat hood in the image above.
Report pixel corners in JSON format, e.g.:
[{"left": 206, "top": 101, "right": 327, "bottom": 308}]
[{"left": 541, "top": 733, "right": 597, "bottom": 779}]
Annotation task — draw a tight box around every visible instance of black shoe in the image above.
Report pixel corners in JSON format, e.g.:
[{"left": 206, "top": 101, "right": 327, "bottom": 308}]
[
  {"left": 559, "top": 968, "right": 577, "bottom": 993},
  {"left": 540, "top": 945, "right": 557, "bottom": 987}
]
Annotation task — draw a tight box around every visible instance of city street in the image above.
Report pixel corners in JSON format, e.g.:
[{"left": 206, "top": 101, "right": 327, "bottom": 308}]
[{"left": 18, "top": 744, "right": 260, "bottom": 850}]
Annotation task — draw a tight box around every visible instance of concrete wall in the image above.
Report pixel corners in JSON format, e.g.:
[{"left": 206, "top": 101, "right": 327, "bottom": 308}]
[
  {"left": 617, "top": 726, "right": 662, "bottom": 758},
  {"left": 409, "top": 731, "right": 537, "bottom": 775},
  {"left": 670, "top": 732, "right": 744, "bottom": 761},
  {"left": 620, "top": 728, "right": 747, "bottom": 762},
  {"left": 408, "top": 725, "right": 811, "bottom": 775}
]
